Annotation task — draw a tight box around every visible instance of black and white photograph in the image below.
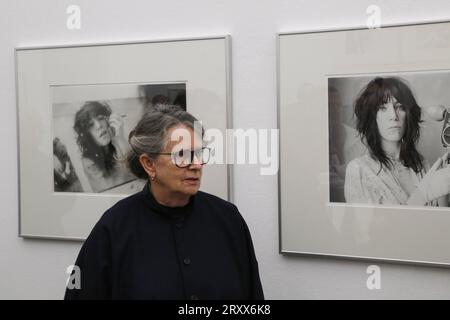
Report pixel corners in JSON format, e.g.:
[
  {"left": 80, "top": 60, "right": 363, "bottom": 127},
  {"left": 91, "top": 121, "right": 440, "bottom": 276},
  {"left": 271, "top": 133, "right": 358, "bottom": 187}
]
[
  {"left": 52, "top": 82, "right": 186, "bottom": 194},
  {"left": 328, "top": 72, "right": 450, "bottom": 207}
]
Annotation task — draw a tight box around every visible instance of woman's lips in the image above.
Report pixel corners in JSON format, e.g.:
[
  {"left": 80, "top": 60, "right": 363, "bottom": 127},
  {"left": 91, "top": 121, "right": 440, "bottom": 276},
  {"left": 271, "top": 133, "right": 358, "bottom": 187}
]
[{"left": 184, "top": 177, "right": 200, "bottom": 185}]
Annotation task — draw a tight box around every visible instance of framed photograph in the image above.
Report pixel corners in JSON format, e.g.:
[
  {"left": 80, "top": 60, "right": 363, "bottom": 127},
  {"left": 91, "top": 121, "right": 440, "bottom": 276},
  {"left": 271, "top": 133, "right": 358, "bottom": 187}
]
[
  {"left": 16, "top": 36, "right": 231, "bottom": 240},
  {"left": 278, "top": 21, "right": 450, "bottom": 266}
]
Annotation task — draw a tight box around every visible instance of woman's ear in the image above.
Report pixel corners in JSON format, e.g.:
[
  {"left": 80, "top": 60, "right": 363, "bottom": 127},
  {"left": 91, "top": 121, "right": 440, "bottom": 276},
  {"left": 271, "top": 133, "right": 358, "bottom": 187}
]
[{"left": 139, "top": 154, "right": 156, "bottom": 180}]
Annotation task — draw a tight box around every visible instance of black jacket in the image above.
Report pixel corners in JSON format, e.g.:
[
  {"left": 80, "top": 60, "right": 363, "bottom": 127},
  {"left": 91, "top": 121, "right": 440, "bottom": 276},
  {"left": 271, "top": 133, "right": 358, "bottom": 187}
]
[{"left": 64, "top": 183, "right": 264, "bottom": 300}]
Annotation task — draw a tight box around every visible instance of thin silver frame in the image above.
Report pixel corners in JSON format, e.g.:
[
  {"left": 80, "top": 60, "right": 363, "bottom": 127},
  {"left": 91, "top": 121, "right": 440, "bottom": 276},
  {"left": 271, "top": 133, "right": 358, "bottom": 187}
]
[
  {"left": 16, "top": 35, "right": 233, "bottom": 241},
  {"left": 277, "top": 19, "right": 450, "bottom": 268}
]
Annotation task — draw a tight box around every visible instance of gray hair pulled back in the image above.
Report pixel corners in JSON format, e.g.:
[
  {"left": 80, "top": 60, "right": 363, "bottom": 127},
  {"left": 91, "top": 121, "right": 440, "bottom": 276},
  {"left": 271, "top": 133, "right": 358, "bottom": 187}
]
[{"left": 127, "top": 104, "right": 202, "bottom": 179}]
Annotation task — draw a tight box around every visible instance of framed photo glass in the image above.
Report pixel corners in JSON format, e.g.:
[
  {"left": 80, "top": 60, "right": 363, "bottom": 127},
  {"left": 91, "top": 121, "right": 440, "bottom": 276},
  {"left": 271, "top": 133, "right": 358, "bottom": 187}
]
[
  {"left": 16, "top": 36, "right": 231, "bottom": 240},
  {"left": 278, "top": 21, "right": 450, "bottom": 266}
]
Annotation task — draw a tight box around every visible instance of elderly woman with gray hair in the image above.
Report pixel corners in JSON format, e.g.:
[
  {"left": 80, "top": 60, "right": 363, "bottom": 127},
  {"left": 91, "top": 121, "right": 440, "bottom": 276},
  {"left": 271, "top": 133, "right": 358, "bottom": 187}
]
[{"left": 65, "top": 104, "right": 264, "bottom": 300}]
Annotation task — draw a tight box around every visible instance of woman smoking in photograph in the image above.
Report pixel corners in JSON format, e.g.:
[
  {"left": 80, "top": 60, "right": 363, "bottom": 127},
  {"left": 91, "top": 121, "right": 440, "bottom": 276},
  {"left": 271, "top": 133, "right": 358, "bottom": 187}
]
[
  {"left": 73, "top": 101, "right": 134, "bottom": 192},
  {"left": 65, "top": 104, "right": 264, "bottom": 299},
  {"left": 344, "top": 77, "right": 450, "bottom": 206}
]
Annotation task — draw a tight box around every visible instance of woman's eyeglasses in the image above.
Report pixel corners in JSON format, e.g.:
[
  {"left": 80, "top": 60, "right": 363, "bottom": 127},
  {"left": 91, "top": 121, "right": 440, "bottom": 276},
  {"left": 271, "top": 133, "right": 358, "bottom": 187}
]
[{"left": 151, "top": 147, "right": 211, "bottom": 168}]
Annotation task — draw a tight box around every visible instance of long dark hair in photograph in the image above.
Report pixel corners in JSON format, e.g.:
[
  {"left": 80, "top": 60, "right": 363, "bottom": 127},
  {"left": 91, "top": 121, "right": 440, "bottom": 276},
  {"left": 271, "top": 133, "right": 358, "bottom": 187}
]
[
  {"left": 73, "top": 101, "right": 117, "bottom": 175},
  {"left": 354, "top": 77, "right": 423, "bottom": 173}
]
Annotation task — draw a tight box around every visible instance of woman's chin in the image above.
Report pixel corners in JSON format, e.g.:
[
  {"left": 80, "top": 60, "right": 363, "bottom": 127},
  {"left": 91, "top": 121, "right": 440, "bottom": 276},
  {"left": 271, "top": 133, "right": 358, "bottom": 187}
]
[
  {"left": 382, "top": 135, "right": 403, "bottom": 143},
  {"left": 98, "top": 138, "right": 111, "bottom": 147},
  {"left": 181, "top": 184, "right": 201, "bottom": 195}
]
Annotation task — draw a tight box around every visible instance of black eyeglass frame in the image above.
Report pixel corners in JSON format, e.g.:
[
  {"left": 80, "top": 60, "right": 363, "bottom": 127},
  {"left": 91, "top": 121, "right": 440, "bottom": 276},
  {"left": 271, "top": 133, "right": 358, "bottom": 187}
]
[{"left": 149, "top": 146, "right": 211, "bottom": 168}]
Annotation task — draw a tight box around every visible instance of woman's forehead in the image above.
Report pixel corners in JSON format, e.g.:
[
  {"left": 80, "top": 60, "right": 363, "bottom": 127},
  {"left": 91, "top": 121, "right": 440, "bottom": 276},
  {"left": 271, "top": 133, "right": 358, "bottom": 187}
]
[
  {"left": 375, "top": 87, "right": 399, "bottom": 106},
  {"left": 382, "top": 95, "right": 398, "bottom": 104}
]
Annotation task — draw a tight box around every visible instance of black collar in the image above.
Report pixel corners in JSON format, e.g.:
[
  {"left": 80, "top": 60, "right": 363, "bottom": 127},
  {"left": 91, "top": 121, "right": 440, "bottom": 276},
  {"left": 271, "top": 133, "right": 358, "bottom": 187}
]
[{"left": 141, "top": 182, "right": 195, "bottom": 220}]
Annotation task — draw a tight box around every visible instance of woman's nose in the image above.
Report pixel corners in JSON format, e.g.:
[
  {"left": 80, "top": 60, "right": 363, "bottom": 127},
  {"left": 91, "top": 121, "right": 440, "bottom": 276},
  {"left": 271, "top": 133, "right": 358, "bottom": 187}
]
[
  {"left": 188, "top": 154, "right": 203, "bottom": 169},
  {"left": 388, "top": 104, "right": 399, "bottom": 120},
  {"left": 188, "top": 163, "right": 202, "bottom": 171}
]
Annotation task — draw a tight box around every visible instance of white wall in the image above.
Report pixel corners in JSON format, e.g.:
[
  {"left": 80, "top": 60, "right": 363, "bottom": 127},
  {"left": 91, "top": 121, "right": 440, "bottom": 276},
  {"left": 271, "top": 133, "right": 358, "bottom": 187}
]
[{"left": 2, "top": 0, "right": 450, "bottom": 299}]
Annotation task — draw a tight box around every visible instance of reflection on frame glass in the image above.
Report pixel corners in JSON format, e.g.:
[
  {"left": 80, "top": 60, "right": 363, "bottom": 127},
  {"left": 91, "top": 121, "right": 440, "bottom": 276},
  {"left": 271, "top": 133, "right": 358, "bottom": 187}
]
[
  {"left": 16, "top": 36, "right": 231, "bottom": 240},
  {"left": 328, "top": 73, "right": 450, "bottom": 208},
  {"left": 52, "top": 83, "right": 186, "bottom": 194},
  {"left": 278, "top": 22, "right": 450, "bottom": 266}
]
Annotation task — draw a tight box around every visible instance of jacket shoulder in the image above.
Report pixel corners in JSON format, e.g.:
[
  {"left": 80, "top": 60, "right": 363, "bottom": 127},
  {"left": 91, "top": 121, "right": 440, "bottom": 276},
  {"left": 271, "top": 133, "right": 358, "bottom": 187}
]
[
  {"left": 195, "top": 191, "right": 239, "bottom": 212},
  {"left": 96, "top": 190, "right": 143, "bottom": 228}
]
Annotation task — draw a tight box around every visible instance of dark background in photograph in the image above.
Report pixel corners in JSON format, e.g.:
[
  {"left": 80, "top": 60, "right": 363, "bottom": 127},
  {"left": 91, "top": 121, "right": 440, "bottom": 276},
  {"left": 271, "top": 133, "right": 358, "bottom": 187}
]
[
  {"left": 328, "top": 73, "right": 448, "bottom": 203},
  {"left": 52, "top": 83, "right": 186, "bottom": 194}
]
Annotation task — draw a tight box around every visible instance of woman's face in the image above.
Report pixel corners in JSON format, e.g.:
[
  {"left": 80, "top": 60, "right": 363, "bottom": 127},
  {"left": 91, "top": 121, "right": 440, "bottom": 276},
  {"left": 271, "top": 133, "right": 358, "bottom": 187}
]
[
  {"left": 376, "top": 96, "right": 406, "bottom": 144},
  {"left": 152, "top": 124, "right": 203, "bottom": 197},
  {"left": 89, "top": 115, "right": 112, "bottom": 146}
]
